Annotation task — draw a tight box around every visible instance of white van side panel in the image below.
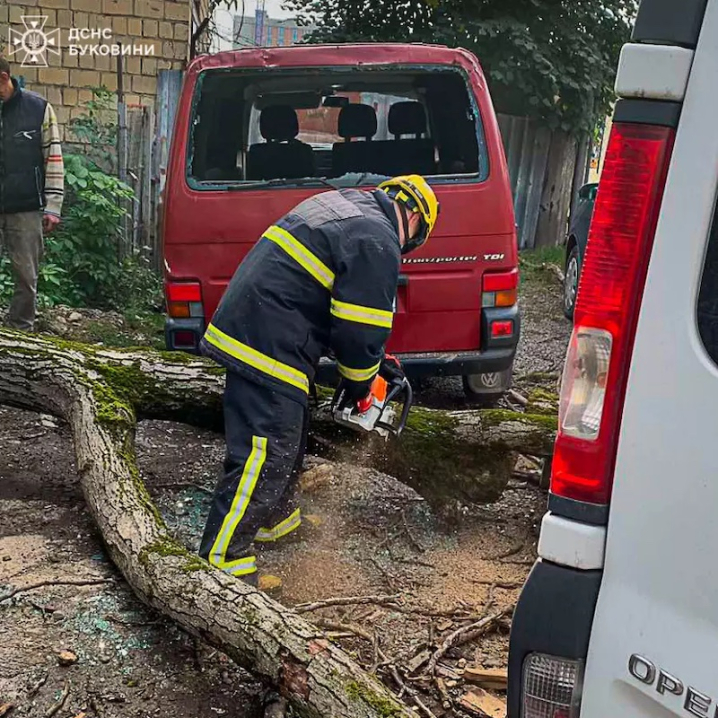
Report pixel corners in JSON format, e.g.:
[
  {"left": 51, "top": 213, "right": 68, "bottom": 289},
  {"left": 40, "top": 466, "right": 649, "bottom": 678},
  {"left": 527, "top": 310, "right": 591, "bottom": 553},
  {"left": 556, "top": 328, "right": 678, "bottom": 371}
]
[
  {"left": 615, "top": 44, "right": 694, "bottom": 101},
  {"left": 581, "top": 2, "right": 718, "bottom": 716}
]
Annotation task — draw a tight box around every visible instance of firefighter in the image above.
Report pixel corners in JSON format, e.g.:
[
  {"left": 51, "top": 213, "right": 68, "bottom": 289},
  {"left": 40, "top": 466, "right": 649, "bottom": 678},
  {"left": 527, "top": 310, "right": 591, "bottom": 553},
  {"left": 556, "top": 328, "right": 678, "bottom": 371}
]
[{"left": 198, "top": 175, "right": 439, "bottom": 585}]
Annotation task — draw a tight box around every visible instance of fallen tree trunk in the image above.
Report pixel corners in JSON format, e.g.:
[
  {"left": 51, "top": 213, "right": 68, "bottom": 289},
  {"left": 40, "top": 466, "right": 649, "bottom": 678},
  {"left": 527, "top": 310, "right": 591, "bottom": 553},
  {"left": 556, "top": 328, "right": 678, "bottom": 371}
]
[
  {"left": 0, "top": 329, "right": 415, "bottom": 718},
  {"left": 60, "top": 342, "right": 556, "bottom": 509}
]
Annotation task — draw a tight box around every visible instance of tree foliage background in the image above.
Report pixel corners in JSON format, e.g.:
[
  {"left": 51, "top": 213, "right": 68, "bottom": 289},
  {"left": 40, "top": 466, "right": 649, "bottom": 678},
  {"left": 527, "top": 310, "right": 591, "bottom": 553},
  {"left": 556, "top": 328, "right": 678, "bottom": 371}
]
[{"left": 286, "top": 0, "right": 638, "bottom": 133}]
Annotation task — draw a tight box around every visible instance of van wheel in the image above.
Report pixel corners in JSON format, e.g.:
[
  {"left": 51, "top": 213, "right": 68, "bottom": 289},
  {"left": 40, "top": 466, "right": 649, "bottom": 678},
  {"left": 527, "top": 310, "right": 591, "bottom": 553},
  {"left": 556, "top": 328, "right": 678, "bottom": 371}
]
[
  {"left": 564, "top": 246, "right": 580, "bottom": 320},
  {"left": 462, "top": 369, "right": 512, "bottom": 406}
]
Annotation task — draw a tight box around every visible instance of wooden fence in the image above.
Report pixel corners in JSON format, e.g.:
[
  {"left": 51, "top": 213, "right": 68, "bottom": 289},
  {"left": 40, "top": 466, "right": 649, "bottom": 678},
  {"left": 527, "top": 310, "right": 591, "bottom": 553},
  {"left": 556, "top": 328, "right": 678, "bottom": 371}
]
[
  {"left": 119, "top": 69, "right": 183, "bottom": 269},
  {"left": 497, "top": 114, "right": 589, "bottom": 250}
]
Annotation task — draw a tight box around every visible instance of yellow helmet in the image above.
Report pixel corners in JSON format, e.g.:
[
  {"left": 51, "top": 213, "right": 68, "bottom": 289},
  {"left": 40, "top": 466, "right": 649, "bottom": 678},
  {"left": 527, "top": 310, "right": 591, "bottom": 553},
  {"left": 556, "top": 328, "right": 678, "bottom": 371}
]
[{"left": 378, "top": 174, "right": 440, "bottom": 254}]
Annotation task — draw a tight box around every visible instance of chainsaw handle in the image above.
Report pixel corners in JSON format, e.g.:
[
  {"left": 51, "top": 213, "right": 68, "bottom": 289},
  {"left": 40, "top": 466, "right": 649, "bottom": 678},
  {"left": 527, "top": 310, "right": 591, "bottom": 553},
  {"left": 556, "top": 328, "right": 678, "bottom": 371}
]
[{"left": 375, "top": 377, "right": 413, "bottom": 437}]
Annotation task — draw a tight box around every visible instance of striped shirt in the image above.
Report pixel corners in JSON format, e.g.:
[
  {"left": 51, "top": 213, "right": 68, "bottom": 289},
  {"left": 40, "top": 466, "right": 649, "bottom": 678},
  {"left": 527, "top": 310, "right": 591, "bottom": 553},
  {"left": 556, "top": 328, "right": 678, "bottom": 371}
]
[{"left": 42, "top": 102, "right": 64, "bottom": 217}]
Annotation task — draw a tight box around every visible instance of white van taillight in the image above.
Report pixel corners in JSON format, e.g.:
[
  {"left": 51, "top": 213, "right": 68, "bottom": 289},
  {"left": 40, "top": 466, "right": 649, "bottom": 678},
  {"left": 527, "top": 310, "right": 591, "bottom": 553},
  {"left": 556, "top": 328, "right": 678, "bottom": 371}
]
[
  {"left": 522, "top": 653, "right": 584, "bottom": 718},
  {"left": 551, "top": 123, "right": 675, "bottom": 504},
  {"left": 166, "top": 281, "right": 204, "bottom": 319}
]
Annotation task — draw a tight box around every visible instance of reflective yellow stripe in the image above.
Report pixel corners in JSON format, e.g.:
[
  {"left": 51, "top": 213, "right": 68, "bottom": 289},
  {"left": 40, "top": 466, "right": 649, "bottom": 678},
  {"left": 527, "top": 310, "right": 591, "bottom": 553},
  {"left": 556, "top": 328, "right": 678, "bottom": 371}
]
[
  {"left": 204, "top": 324, "right": 309, "bottom": 394},
  {"left": 221, "top": 555, "right": 257, "bottom": 577},
  {"left": 337, "top": 360, "right": 381, "bottom": 383},
  {"left": 331, "top": 298, "right": 393, "bottom": 329},
  {"left": 209, "top": 436, "right": 267, "bottom": 570},
  {"left": 255, "top": 509, "right": 302, "bottom": 542},
  {"left": 264, "top": 225, "right": 335, "bottom": 290}
]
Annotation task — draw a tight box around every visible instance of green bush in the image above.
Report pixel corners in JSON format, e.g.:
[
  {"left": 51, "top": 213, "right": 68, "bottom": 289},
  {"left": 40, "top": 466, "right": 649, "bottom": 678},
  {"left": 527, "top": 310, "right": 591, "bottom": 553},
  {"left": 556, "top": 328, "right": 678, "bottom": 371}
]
[
  {"left": 67, "top": 86, "right": 118, "bottom": 170},
  {"left": 44, "top": 153, "right": 133, "bottom": 307}
]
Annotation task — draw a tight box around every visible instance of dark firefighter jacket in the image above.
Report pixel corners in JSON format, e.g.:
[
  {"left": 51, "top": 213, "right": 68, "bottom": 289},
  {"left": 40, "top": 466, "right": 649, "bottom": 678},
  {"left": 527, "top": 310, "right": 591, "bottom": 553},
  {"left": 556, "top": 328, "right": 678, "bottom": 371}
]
[{"left": 200, "top": 188, "right": 401, "bottom": 404}]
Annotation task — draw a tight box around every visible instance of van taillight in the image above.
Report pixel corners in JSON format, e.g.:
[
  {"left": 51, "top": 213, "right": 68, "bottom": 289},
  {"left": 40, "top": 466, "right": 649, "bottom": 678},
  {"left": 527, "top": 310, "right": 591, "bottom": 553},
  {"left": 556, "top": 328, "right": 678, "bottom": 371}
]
[
  {"left": 551, "top": 123, "right": 675, "bottom": 505},
  {"left": 166, "top": 281, "right": 204, "bottom": 319},
  {"left": 482, "top": 268, "right": 519, "bottom": 308},
  {"left": 522, "top": 653, "right": 584, "bottom": 718}
]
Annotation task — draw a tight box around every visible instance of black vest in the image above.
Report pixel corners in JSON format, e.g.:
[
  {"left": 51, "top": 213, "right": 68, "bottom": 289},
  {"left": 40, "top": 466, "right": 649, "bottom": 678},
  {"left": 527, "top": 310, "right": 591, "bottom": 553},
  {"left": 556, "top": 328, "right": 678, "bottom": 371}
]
[{"left": 0, "top": 80, "right": 47, "bottom": 214}]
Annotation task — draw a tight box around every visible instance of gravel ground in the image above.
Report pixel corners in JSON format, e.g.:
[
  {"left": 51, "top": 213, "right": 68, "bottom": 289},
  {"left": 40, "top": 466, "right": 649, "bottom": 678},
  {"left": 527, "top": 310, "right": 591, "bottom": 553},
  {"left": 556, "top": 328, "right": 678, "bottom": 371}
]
[
  {"left": 415, "top": 266, "right": 571, "bottom": 408},
  {"left": 513, "top": 269, "right": 572, "bottom": 379}
]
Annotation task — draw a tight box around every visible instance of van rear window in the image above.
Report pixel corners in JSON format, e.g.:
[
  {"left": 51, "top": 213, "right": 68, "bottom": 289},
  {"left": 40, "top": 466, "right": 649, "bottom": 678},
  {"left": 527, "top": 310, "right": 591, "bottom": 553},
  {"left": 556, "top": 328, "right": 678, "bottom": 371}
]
[{"left": 186, "top": 66, "right": 486, "bottom": 189}]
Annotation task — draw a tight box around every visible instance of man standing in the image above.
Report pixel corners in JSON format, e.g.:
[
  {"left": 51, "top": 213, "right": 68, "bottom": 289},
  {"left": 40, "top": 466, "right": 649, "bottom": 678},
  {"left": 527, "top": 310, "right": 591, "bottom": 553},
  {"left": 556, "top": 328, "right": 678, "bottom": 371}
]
[
  {"left": 0, "top": 56, "right": 64, "bottom": 331},
  {"left": 199, "top": 175, "right": 439, "bottom": 585}
]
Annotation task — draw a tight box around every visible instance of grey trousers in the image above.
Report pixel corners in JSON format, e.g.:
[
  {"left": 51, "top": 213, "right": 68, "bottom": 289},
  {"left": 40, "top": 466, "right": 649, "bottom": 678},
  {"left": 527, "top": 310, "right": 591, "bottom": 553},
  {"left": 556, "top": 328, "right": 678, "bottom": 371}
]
[{"left": 0, "top": 211, "right": 43, "bottom": 331}]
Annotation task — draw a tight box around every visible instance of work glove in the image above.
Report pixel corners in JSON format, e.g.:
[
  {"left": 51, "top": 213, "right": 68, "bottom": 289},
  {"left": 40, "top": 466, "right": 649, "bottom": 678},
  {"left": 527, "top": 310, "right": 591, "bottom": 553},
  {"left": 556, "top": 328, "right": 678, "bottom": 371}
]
[
  {"left": 334, "top": 377, "right": 373, "bottom": 410},
  {"left": 379, "top": 354, "right": 405, "bottom": 383}
]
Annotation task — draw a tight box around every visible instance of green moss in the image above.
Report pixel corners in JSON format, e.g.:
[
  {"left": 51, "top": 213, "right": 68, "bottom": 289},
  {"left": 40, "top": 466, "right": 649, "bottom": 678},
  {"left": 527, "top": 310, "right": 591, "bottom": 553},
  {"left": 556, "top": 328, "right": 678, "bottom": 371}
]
[
  {"left": 84, "top": 356, "right": 223, "bottom": 429},
  {"left": 528, "top": 388, "right": 558, "bottom": 403},
  {"left": 526, "top": 388, "right": 559, "bottom": 416},
  {"left": 87, "top": 359, "right": 171, "bottom": 408},
  {"left": 315, "top": 385, "right": 334, "bottom": 401},
  {"left": 91, "top": 380, "right": 134, "bottom": 427},
  {"left": 182, "top": 557, "right": 210, "bottom": 574},
  {"left": 481, "top": 408, "right": 557, "bottom": 430},
  {"left": 345, "top": 681, "right": 403, "bottom": 717},
  {"left": 139, "top": 538, "right": 188, "bottom": 566},
  {"left": 380, "top": 406, "right": 508, "bottom": 506},
  {"left": 138, "top": 539, "right": 211, "bottom": 574},
  {"left": 242, "top": 605, "right": 260, "bottom": 626},
  {"left": 405, "top": 407, "right": 459, "bottom": 437}
]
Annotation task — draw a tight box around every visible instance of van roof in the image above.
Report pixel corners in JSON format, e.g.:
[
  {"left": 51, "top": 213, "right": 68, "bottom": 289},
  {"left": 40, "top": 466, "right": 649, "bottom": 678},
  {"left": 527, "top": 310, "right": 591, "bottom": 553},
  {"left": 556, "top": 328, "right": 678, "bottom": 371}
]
[{"left": 187, "top": 43, "right": 482, "bottom": 78}]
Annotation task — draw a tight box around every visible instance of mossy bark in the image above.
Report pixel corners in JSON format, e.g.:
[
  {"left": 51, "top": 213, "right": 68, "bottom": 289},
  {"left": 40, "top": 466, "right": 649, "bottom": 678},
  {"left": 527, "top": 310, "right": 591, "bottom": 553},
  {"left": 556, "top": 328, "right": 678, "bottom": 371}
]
[{"left": 0, "top": 329, "right": 414, "bottom": 718}]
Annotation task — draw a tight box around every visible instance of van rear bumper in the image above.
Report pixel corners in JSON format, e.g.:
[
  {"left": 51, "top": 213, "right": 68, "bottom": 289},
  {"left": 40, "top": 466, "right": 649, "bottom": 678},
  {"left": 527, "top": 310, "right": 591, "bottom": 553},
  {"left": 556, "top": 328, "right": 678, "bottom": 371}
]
[
  {"left": 507, "top": 560, "right": 602, "bottom": 717},
  {"left": 316, "top": 346, "right": 516, "bottom": 383},
  {"left": 165, "top": 318, "right": 518, "bottom": 381},
  {"left": 165, "top": 317, "right": 204, "bottom": 352}
]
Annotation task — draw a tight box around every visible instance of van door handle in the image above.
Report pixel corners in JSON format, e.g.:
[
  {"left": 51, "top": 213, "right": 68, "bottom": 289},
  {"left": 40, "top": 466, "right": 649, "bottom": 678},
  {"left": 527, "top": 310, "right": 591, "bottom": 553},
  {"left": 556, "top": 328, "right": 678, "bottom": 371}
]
[{"left": 398, "top": 275, "right": 408, "bottom": 287}]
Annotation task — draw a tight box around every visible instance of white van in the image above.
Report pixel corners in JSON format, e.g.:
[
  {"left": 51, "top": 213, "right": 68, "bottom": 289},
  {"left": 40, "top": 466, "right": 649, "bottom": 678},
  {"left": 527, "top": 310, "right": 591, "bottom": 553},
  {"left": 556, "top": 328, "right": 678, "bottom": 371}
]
[{"left": 507, "top": 0, "right": 718, "bottom": 716}]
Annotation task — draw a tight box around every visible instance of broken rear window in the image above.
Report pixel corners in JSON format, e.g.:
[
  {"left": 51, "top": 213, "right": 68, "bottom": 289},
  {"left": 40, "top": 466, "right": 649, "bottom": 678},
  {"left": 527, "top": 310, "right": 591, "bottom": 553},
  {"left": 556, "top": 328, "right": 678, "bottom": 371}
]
[{"left": 187, "top": 66, "right": 486, "bottom": 189}]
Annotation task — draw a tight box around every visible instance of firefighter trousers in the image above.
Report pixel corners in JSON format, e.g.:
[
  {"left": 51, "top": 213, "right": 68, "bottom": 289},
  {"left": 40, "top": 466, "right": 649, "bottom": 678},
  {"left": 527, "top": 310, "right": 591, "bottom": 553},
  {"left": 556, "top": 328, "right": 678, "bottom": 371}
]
[{"left": 199, "top": 371, "right": 308, "bottom": 580}]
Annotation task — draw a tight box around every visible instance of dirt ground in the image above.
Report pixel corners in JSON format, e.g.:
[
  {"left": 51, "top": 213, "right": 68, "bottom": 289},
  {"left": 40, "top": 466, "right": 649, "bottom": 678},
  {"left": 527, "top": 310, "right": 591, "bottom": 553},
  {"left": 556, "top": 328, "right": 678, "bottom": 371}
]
[{"left": 0, "top": 266, "right": 570, "bottom": 718}]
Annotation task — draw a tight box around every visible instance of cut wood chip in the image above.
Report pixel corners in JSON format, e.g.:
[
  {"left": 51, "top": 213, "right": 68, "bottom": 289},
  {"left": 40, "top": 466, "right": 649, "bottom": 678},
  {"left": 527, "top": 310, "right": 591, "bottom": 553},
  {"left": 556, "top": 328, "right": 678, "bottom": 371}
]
[
  {"left": 304, "top": 514, "right": 323, "bottom": 528},
  {"left": 464, "top": 667, "right": 508, "bottom": 691},
  {"left": 57, "top": 650, "right": 77, "bottom": 667},
  {"left": 436, "top": 664, "right": 464, "bottom": 681},
  {"left": 406, "top": 649, "right": 432, "bottom": 675},
  {"left": 258, "top": 575, "right": 283, "bottom": 597},
  {"left": 436, "top": 619, "right": 453, "bottom": 632},
  {"left": 299, "top": 464, "right": 334, "bottom": 493},
  {"left": 459, "top": 688, "right": 506, "bottom": 717}
]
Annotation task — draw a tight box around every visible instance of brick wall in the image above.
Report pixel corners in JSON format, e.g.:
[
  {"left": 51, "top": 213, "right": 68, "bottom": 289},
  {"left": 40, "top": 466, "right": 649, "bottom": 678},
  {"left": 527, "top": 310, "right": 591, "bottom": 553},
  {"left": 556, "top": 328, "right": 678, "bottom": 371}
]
[{"left": 1, "top": 0, "right": 190, "bottom": 140}]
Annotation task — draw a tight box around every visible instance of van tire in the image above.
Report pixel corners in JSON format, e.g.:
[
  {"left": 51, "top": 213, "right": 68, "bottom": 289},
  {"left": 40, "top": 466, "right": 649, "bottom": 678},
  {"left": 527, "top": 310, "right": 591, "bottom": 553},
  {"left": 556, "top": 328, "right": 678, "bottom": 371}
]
[{"left": 462, "top": 369, "right": 512, "bottom": 406}]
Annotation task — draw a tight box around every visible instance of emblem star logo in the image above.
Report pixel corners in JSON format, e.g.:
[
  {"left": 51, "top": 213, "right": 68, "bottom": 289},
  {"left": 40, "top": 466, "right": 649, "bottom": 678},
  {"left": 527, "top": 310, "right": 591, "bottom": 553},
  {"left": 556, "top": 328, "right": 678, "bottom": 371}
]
[{"left": 8, "top": 16, "right": 61, "bottom": 68}]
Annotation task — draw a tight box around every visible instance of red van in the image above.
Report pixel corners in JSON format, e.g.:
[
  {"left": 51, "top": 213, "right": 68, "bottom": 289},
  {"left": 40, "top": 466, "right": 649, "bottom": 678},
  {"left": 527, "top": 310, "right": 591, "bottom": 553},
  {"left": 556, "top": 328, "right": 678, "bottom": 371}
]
[{"left": 162, "top": 43, "right": 519, "bottom": 401}]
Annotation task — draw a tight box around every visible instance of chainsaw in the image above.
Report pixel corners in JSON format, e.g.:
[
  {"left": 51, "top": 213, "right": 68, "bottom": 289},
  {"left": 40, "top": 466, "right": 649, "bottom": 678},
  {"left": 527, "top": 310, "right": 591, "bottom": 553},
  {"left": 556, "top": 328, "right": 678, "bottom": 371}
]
[{"left": 331, "top": 373, "right": 413, "bottom": 438}]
